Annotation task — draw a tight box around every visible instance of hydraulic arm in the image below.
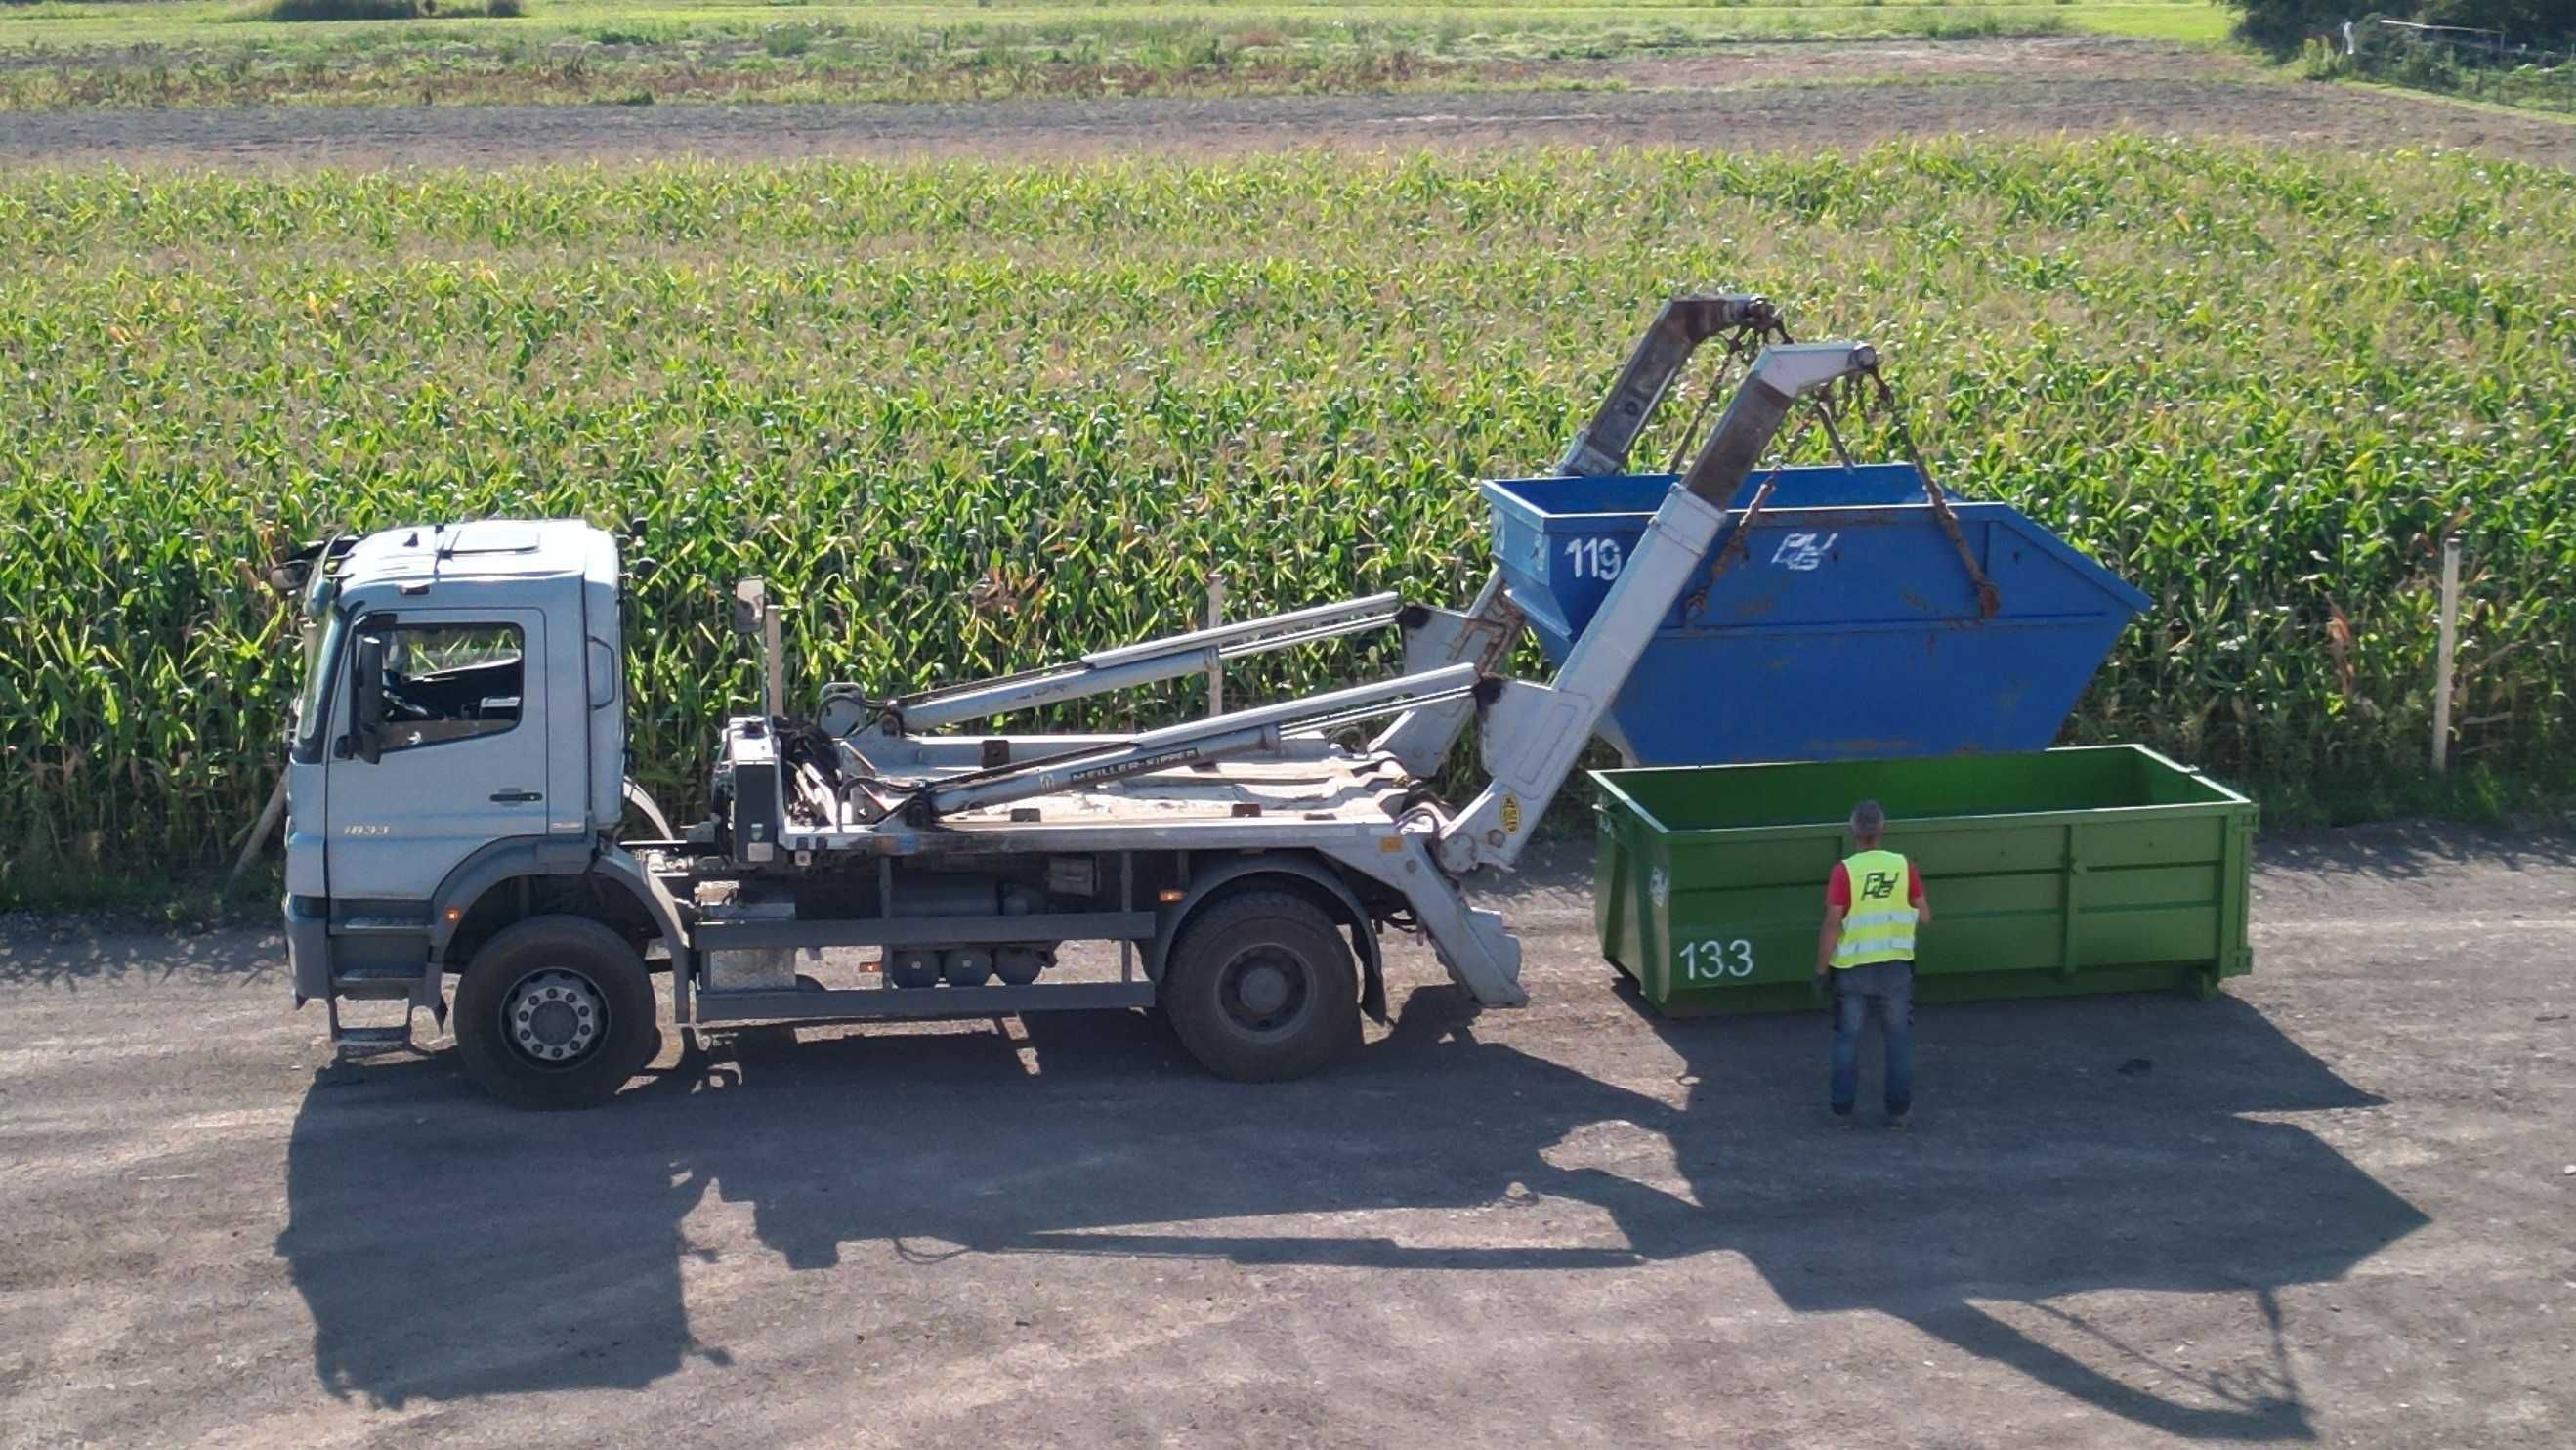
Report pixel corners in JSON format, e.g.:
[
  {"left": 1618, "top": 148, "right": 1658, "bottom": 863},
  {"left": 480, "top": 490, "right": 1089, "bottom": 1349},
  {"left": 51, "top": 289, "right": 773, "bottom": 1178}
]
[
  {"left": 791, "top": 300, "right": 1875, "bottom": 875},
  {"left": 873, "top": 663, "right": 1486, "bottom": 825},
  {"left": 826, "top": 592, "right": 1410, "bottom": 739},
  {"left": 1435, "top": 341, "right": 1880, "bottom": 875},
  {"left": 1372, "top": 290, "right": 1786, "bottom": 776},
  {"left": 1554, "top": 292, "right": 1785, "bottom": 477},
  {"left": 812, "top": 292, "right": 1790, "bottom": 787}
]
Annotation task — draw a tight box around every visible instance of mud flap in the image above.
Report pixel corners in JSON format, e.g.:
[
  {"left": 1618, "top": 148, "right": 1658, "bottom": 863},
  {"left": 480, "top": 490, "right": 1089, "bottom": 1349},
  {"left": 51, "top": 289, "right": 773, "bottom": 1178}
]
[{"left": 417, "top": 974, "right": 449, "bottom": 1027}]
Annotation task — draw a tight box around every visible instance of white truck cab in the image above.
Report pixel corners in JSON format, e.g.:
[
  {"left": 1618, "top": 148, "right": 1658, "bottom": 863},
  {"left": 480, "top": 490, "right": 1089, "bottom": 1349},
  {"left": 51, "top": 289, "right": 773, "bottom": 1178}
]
[{"left": 281, "top": 522, "right": 663, "bottom": 1050}]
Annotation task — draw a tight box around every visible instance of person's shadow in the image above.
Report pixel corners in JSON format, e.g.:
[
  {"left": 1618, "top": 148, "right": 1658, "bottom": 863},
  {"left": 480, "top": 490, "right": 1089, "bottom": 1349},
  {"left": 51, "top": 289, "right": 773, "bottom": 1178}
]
[{"left": 279, "top": 979, "right": 2421, "bottom": 1438}]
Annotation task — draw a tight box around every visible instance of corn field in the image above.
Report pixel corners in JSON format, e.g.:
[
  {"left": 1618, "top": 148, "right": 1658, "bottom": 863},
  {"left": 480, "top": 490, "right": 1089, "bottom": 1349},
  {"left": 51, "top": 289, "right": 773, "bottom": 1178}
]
[{"left": 2, "top": 139, "right": 2571, "bottom": 898}]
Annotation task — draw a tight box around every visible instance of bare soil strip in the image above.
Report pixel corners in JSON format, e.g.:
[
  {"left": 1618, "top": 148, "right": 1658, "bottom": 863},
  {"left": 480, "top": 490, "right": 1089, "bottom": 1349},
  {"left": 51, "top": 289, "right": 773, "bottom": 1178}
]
[{"left": 1, "top": 40, "right": 2567, "bottom": 170}]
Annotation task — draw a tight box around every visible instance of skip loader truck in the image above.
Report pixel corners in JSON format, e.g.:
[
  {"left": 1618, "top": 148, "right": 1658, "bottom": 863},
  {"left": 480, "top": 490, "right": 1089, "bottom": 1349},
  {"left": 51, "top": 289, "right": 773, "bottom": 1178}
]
[{"left": 272, "top": 296, "right": 1890, "bottom": 1108}]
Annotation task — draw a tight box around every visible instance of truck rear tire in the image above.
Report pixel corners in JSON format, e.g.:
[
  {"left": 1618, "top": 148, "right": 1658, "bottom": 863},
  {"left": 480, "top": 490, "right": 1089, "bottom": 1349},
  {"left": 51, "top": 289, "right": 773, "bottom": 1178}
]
[
  {"left": 1161, "top": 888, "right": 1360, "bottom": 1082},
  {"left": 453, "top": 915, "right": 658, "bottom": 1111}
]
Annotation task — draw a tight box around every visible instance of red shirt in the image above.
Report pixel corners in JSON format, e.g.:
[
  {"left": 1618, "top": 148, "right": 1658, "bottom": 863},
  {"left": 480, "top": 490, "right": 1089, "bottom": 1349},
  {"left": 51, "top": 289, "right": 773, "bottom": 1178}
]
[{"left": 1826, "top": 858, "right": 1926, "bottom": 910}]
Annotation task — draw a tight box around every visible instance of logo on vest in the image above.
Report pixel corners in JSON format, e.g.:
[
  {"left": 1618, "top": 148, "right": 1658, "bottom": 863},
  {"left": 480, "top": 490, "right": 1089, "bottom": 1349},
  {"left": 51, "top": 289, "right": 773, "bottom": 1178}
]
[{"left": 1862, "top": 870, "right": 1900, "bottom": 901}]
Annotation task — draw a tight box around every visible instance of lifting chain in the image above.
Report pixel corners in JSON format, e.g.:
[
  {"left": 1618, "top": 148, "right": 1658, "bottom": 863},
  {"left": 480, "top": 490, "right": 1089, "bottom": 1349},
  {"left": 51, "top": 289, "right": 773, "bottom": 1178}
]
[
  {"left": 1664, "top": 313, "right": 1796, "bottom": 475},
  {"left": 1679, "top": 473, "right": 1778, "bottom": 622},
  {"left": 1860, "top": 360, "right": 2002, "bottom": 619},
  {"left": 1677, "top": 335, "right": 2003, "bottom": 624},
  {"left": 1808, "top": 373, "right": 1861, "bottom": 472}
]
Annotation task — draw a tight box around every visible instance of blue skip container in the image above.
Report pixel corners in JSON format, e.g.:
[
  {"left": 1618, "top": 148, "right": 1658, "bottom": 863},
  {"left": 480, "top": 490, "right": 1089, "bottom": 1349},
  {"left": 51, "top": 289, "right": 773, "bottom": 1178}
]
[{"left": 1482, "top": 463, "right": 2148, "bottom": 766}]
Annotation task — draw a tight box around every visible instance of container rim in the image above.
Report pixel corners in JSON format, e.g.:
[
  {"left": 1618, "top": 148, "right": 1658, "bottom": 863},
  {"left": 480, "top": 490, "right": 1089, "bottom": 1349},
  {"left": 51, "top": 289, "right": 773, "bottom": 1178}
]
[
  {"left": 1481, "top": 478, "right": 2152, "bottom": 616},
  {"left": 1589, "top": 744, "right": 2253, "bottom": 841},
  {"left": 1476, "top": 473, "right": 1954, "bottom": 526}
]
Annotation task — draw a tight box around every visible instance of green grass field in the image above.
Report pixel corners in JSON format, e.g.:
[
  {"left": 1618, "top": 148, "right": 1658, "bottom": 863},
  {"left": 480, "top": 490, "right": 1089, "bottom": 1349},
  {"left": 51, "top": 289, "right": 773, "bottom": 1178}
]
[
  {"left": 3, "top": 140, "right": 2570, "bottom": 902},
  {"left": 0, "top": 0, "right": 2232, "bottom": 108}
]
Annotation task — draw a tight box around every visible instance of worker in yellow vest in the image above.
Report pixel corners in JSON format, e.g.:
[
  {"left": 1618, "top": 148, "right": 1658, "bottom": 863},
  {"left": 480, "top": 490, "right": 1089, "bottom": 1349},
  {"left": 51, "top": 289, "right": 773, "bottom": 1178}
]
[{"left": 1814, "top": 799, "right": 1930, "bottom": 1128}]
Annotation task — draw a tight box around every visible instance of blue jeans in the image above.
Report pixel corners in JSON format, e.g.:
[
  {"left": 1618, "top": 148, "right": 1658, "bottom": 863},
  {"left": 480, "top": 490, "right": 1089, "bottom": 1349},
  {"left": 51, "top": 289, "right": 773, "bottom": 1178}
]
[{"left": 1830, "top": 960, "right": 1914, "bottom": 1117}]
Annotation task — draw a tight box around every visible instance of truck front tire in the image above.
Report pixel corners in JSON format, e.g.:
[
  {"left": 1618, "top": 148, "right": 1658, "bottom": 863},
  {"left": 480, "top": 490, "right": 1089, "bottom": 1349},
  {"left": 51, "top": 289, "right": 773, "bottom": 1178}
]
[
  {"left": 453, "top": 915, "right": 659, "bottom": 1110},
  {"left": 1161, "top": 889, "right": 1360, "bottom": 1082}
]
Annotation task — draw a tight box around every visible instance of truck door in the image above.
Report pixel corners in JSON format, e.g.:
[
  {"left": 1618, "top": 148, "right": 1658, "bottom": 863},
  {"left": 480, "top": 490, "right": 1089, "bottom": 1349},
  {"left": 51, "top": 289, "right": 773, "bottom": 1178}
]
[{"left": 325, "top": 609, "right": 551, "bottom": 905}]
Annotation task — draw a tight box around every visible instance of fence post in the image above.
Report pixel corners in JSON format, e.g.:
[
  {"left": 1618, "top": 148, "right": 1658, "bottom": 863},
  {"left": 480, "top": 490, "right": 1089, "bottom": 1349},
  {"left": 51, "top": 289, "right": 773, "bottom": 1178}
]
[
  {"left": 2432, "top": 535, "right": 2461, "bottom": 774},
  {"left": 225, "top": 774, "right": 289, "bottom": 897},
  {"left": 1205, "top": 572, "right": 1225, "bottom": 717}
]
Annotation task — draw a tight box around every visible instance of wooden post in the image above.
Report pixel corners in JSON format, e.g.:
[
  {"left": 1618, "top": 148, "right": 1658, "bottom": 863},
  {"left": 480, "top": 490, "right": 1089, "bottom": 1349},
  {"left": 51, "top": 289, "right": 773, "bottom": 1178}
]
[
  {"left": 2432, "top": 536, "right": 2461, "bottom": 774},
  {"left": 1205, "top": 572, "right": 1225, "bottom": 717},
  {"left": 763, "top": 597, "right": 784, "bottom": 726},
  {"left": 224, "top": 774, "right": 289, "bottom": 897}
]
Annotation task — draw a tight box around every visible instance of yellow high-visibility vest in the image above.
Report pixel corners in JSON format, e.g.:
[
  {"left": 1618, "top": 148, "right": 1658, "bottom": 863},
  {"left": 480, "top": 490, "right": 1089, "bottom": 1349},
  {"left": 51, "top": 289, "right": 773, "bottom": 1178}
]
[{"left": 1833, "top": 848, "right": 1918, "bottom": 968}]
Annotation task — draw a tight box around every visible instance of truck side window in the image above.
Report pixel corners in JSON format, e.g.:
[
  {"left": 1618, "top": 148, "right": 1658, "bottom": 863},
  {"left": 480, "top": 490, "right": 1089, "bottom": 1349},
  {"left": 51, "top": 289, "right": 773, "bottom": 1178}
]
[{"left": 371, "top": 623, "right": 525, "bottom": 752}]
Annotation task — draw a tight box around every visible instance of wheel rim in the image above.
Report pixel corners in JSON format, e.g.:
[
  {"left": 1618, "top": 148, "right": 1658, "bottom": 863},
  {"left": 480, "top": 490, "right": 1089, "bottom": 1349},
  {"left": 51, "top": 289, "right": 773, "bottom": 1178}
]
[
  {"left": 501, "top": 967, "right": 607, "bottom": 1070},
  {"left": 1217, "top": 947, "right": 1311, "bottom": 1037}
]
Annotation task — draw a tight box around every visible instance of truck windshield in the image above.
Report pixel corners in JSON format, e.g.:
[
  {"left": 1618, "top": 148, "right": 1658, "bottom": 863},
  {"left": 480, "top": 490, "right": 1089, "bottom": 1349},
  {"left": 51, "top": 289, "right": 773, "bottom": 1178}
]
[{"left": 291, "top": 606, "right": 346, "bottom": 764}]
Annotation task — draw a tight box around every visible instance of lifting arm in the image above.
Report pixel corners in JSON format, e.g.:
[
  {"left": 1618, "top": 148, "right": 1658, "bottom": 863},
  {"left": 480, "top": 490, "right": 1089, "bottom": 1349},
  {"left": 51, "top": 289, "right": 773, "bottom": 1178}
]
[
  {"left": 1372, "top": 292, "right": 1781, "bottom": 776},
  {"left": 1435, "top": 340, "right": 1879, "bottom": 875},
  {"left": 885, "top": 662, "right": 1487, "bottom": 825},
  {"left": 824, "top": 591, "right": 1409, "bottom": 738},
  {"left": 1554, "top": 293, "right": 1782, "bottom": 477}
]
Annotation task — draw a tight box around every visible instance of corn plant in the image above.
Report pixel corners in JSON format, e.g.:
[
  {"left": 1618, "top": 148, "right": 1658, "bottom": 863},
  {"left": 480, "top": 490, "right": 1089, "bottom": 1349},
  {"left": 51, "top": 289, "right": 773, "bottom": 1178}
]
[{"left": 1, "top": 139, "right": 2570, "bottom": 896}]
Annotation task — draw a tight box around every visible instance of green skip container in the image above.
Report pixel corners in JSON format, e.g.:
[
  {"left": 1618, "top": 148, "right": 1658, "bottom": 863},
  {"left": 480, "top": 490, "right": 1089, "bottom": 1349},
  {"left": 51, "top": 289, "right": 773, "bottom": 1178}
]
[{"left": 1592, "top": 746, "right": 2257, "bottom": 1015}]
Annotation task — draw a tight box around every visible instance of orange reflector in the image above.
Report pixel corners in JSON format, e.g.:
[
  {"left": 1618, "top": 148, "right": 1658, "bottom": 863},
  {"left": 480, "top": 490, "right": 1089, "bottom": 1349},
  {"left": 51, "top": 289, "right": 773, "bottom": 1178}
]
[
  {"left": 1157, "top": 888, "right": 1186, "bottom": 903},
  {"left": 443, "top": 907, "right": 462, "bottom": 922}
]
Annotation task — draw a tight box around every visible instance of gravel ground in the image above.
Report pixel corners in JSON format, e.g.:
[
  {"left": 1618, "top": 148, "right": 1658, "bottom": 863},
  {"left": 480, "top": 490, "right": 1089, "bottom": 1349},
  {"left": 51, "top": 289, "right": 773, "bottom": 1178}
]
[
  {"left": 0, "top": 39, "right": 2568, "bottom": 170},
  {"left": 1, "top": 824, "right": 2569, "bottom": 1447}
]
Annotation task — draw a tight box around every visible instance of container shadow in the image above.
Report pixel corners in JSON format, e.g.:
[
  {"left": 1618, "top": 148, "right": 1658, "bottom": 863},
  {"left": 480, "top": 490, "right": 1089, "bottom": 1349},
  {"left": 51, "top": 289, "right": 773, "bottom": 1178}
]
[
  {"left": 1605, "top": 982, "right": 2418, "bottom": 1441},
  {"left": 275, "top": 980, "right": 2423, "bottom": 1440}
]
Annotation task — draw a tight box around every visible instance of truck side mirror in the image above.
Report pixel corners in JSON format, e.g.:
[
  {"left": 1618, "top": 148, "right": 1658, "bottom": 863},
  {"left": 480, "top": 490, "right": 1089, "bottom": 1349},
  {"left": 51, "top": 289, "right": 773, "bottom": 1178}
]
[{"left": 349, "top": 633, "right": 387, "bottom": 765}]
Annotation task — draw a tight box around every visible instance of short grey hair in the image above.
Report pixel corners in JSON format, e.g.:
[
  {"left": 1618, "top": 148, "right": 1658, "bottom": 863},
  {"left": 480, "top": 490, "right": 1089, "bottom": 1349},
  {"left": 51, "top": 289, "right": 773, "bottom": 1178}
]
[{"left": 1848, "top": 800, "right": 1886, "bottom": 837}]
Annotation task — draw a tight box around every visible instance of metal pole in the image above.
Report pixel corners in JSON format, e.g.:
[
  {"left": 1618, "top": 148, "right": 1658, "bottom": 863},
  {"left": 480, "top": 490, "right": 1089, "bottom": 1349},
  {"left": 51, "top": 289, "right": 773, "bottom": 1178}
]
[
  {"left": 1205, "top": 572, "right": 1225, "bottom": 717},
  {"left": 2432, "top": 535, "right": 2461, "bottom": 774}
]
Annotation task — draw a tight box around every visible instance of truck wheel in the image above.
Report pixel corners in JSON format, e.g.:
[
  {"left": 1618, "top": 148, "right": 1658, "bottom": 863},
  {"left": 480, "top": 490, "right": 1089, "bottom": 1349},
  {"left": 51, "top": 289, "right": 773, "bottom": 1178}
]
[
  {"left": 453, "top": 915, "right": 658, "bottom": 1111},
  {"left": 1161, "top": 888, "right": 1360, "bottom": 1082}
]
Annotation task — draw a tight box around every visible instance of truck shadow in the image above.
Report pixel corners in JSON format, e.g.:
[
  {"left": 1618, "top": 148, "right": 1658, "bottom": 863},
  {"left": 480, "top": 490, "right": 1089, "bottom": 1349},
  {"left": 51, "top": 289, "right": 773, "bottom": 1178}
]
[
  {"left": 278, "top": 981, "right": 2422, "bottom": 1439},
  {"left": 274, "top": 1056, "right": 725, "bottom": 1404}
]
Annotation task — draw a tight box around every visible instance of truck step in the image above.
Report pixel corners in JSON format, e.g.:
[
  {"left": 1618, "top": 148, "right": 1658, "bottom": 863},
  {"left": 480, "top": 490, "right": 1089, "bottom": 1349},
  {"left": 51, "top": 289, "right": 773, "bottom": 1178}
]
[
  {"left": 330, "top": 1023, "right": 416, "bottom": 1058},
  {"left": 334, "top": 917, "right": 429, "bottom": 935},
  {"left": 331, "top": 963, "right": 430, "bottom": 1000},
  {"left": 325, "top": 992, "right": 439, "bottom": 1059}
]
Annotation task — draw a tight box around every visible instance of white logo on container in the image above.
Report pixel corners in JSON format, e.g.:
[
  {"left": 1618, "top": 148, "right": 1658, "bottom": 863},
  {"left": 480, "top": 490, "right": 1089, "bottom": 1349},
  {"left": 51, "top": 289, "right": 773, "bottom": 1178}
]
[{"left": 1769, "top": 532, "right": 1838, "bottom": 571}]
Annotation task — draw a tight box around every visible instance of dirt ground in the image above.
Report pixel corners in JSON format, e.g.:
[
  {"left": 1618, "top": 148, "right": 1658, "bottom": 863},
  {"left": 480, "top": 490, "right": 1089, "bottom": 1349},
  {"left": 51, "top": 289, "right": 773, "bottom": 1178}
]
[
  {"left": 0, "top": 38, "right": 2568, "bottom": 170},
  {"left": 0, "top": 824, "right": 2569, "bottom": 1447}
]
